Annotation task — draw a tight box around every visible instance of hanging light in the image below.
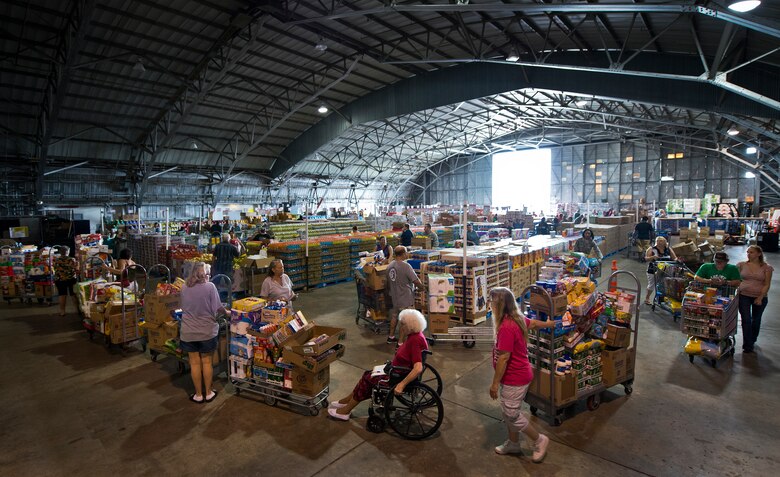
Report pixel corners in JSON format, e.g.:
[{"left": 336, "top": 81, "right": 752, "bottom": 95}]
[
  {"left": 575, "top": 100, "right": 588, "bottom": 106},
  {"left": 727, "top": 128, "right": 739, "bottom": 136},
  {"left": 744, "top": 171, "right": 756, "bottom": 178},
  {"left": 727, "top": 1, "right": 761, "bottom": 13},
  {"left": 506, "top": 47, "right": 520, "bottom": 62},
  {"left": 317, "top": 105, "right": 328, "bottom": 114},
  {"left": 660, "top": 176, "right": 675, "bottom": 182},
  {"left": 191, "top": 141, "right": 198, "bottom": 149},
  {"left": 746, "top": 146, "right": 757, "bottom": 154},
  {"left": 132, "top": 56, "right": 146, "bottom": 73}
]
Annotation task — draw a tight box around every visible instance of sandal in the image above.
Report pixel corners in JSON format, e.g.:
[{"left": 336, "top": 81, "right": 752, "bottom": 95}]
[
  {"left": 205, "top": 390, "right": 218, "bottom": 403},
  {"left": 189, "top": 393, "right": 204, "bottom": 404}
]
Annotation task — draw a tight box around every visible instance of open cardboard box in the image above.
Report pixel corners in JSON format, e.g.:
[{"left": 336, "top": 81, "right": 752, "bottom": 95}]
[
  {"left": 283, "top": 344, "right": 345, "bottom": 373},
  {"left": 284, "top": 323, "right": 347, "bottom": 356}
]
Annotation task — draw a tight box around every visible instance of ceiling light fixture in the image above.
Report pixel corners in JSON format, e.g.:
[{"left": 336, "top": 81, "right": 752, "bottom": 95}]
[
  {"left": 132, "top": 56, "right": 146, "bottom": 73},
  {"left": 315, "top": 38, "right": 328, "bottom": 52},
  {"left": 728, "top": 1, "right": 761, "bottom": 13},
  {"left": 317, "top": 105, "right": 328, "bottom": 114},
  {"left": 660, "top": 176, "right": 675, "bottom": 182},
  {"left": 191, "top": 141, "right": 198, "bottom": 149},
  {"left": 506, "top": 47, "right": 519, "bottom": 62},
  {"left": 575, "top": 100, "right": 588, "bottom": 106},
  {"left": 744, "top": 171, "right": 756, "bottom": 178},
  {"left": 746, "top": 146, "right": 757, "bottom": 154},
  {"left": 727, "top": 128, "right": 739, "bottom": 136}
]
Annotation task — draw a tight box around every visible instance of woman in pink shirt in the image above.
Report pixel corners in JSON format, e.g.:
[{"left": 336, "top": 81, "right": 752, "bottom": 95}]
[
  {"left": 737, "top": 245, "right": 774, "bottom": 353},
  {"left": 489, "top": 287, "right": 555, "bottom": 463}
]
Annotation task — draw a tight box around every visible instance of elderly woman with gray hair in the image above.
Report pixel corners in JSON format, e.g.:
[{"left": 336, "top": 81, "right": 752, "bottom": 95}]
[
  {"left": 328, "top": 309, "right": 428, "bottom": 421},
  {"left": 181, "top": 262, "right": 228, "bottom": 404}
]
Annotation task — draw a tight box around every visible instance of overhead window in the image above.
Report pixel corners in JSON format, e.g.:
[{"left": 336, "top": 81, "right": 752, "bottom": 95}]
[{"left": 492, "top": 148, "right": 552, "bottom": 214}]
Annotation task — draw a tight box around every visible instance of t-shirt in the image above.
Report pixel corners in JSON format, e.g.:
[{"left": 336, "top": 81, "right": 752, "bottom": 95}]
[
  {"left": 466, "top": 230, "right": 480, "bottom": 245},
  {"left": 392, "top": 332, "right": 428, "bottom": 368},
  {"left": 212, "top": 242, "right": 239, "bottom": 277},
  {"left": 695, "top": 263, "right": 741, "bottom": 282},
  {"left": 634, "top": 222, "right": 654, "bottom": 240},
  {"left": 260, "top": 274, "right": 294, "bottom": 301},
  {"left": 387, "top": 260, "right": 418, "bottom": 308},
  {"left": 574, "top": 238, "right": 602, "bottom": 258},
  {"left": 428, "top": 231, "right": 439, "bottom": 248},
  {"left": 493, "top": 316, "right": 533, "bottom": 386},
  {"left": 737, "top": 262, "right": 774, "bottom": 298},
  {"left": 400, "top": 229, "right": 413, "bottom": 246},
  {"left": 54, "top": 256, "right": 78, "bottom": 282},
  {"left": 180, "top": 282, "right": 221, "bottom": 342}
]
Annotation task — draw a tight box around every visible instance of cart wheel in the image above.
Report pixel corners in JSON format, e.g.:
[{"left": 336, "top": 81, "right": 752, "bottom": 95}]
[
  {"left": 234, "top": 387, "right": 241, "bottom": 395},
  {"left": 264, "top": 394, "right": 277, "bottom": 406},
  {"left": 586, "top": 394, "right": 601, "bottom": 411},
  {"left": 688, "top": 354, "right": 694, "bottom": 363},
  {"left": 624, "top": 384, "right": 633, "bottom": 395},
  {"left": 177, "top": 362, "right": 186, "bottom": 376},
  {"left": 151, "top": 350, "right": 159, "bottom": 362},
  {"left": 711, "top": 359, "right": 717, "bottom": 368},
  {"left": 309, "top": 407, "right": 320, "bottom": 416},
  {"left": 530, "top": 406, "right": 538, "bottom": 416},
  {"left": 553, "top": 417, "right": 563, "bottom": 426},
  {"left": 374, "top": 327, "right": 382, "bottom": 335},
  {"left": 321, "top": 399, "right": 329, "bottom": 409},
  {"left": 366, "top": 415, "right": 385, "bottom": 433},
  {"left": 462, "top": 336, "right": 475, "bottom": 348}
]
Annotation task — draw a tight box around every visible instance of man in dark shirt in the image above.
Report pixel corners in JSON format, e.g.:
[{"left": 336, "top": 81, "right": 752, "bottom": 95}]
[
  {"left": 209, "top": 221, "right": 222, "bottom": 238},
  {"left": 212, "top": 233, "right": 239, "bottom": 278},
  {"left": 400, "top": 223, "right": 413, "bottom": 247},
  {"left": 633, "top": 216, "right": 655, "bottom": 256}
]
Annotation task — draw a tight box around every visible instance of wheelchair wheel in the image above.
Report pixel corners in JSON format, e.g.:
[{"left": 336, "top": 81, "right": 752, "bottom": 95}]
[
  {"left": 366, "top": 415, "right": 385, "bottom": 433},
  {"left": 384, "top": 382, "right": 443, "bottom": 440},
  {"left": 421, "top": 364, "right": 443, "bottom": 397}
]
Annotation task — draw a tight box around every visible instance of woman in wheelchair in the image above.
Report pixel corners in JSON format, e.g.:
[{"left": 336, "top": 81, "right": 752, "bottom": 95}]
[
  {"left": 328, "top": 309, "right": 428, "bottom": 421},
  {"left": 489, "top": 287, "right": 556, "bottom": 463}
]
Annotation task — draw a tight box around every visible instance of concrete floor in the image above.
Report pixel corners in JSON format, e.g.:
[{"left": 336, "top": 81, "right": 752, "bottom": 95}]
[{"left": 1, "top": 244, "right": 778, "bottom": 477}]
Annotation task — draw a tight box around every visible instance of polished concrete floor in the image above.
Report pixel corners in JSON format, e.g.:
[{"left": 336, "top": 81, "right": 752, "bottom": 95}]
[{"left": 1, "top": 245, "right": 778, "bottom": 477}]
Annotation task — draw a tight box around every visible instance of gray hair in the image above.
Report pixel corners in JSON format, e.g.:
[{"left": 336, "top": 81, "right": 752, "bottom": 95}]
[
  {"left": 221, "top": 233, "right": 230, "bottom": 242},
  {"left": 399, "top": 309, "right": 427, "bottom": 333}
]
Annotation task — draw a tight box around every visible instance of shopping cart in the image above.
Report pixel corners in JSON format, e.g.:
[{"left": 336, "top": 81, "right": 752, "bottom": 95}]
[
  {"left": 651, "top": 261, "right": 694, "bottom": 322},
  {"left": 354, "top": 270, "right": 390, "bottom": 334},
  {"left": 681, "top": 282, "right": 738, "bottom": 368}
]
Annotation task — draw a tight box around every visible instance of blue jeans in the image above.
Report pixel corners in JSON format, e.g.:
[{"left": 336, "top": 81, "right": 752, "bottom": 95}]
[{"left": 738, "top": 295, "right": 768, "bottom": 351}]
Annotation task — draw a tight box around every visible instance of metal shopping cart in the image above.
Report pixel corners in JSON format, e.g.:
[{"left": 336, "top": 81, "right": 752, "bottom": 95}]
[
  {"left": 681, "top": 282, "right": 738, "bottom": 368},
  {"left": 354, "top": 270, "right": 390, "bottom": 334},
  {"left": 651, "top": 261, "right": 694, "bottom": 322}
]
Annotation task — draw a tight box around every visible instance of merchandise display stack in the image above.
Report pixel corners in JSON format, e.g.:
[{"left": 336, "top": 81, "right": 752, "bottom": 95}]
[
  {"left": 319, "top": 238, "right": 351, "bottom": 285},
  {"left": 228, "top": 298, "right": 346, "bottom": 414},
  {"left": 158, "top": 244, "right": 200, "bottom": 278},
  {"left": 0, "top": 247, "right": 39, "bottom": 302},
  {"left": 349, "top": 235, "right": 378, "bottom": 268},
  {"left": 25, "top": 250, "right": 55, "bottom": 302},
  {"left": 423, "top": 258, "right": 489, "bottom": 325},
  {"left": 426, "top": 272, "right": 455, "bottom": 334},
  {"left": 268, "top": 219, "right": 369, "bottom": 241},
  {"left": 142, "top": 280, "right": 184, "bottom": 355},
  {"left": 127, "top": 234, "right": 186, "bottom": 269},
  {"left": 574, "top": 223, "right": 629, "bottom": 256},
  {"left": 681, "top": 285, "right": 738, "bottom": 367},
  {"left": 305, "top": 242, "right": 322, "bottom": 288}
]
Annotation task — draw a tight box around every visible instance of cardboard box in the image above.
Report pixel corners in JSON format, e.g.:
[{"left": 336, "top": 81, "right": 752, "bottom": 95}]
[
  {"left": 428, "top": 313, "right": 450, "bottom": 334},
  {"left": 531, "top": 368, "right": 576, "bottom": 406},
  {"left": 363, "top": 262, "right": 388, "bottom": 290},
  {"left": 427, "top": 273, "right": 455, "bottom": 296},
  {"left": 146, "top": 321, "right": 179, "bottom": 349},
  {"left": 283, "top": 344, "right": 345, "bottom": 373},
  {"left": 232, "top": 296, "right": 266, "bottom": 312},
  {"left": 290, "top": 367, "right": 330, "bottom": 396},
  {"left": 261, "top": 307, "right": 289, "bottom": 323},
  {"left": 605, "top": 323, "right": 631, "bottom": 348},
  {"left": 601, "top": 348, "right": 628, "bottom": 386},
  {"left": 284, "top": 323, "right": 347, "bottom": 356},
  {"left": 240, "top": 256, "right": 275, "bottom": 269},
  {"left": 144, "top": 294, "right": 180, "bottom": 324},
  {"left": 530, "top": 291, "right": 568, "bottom": 316},
  {"left": 428, "top": 295, "right": 455, "bottom": 314},
  {"left": 672, "top": 241, "right": 698, "bottom": 257}
]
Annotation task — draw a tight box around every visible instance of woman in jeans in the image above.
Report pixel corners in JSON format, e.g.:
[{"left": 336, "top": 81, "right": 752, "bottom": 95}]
[
  {"left": 180, "top": 262, "right": 227, "bottom": 403},
  {"left": 489, "top": 287, "right": 555, "bottom": 463},
  {"left": 737, "top": 245, "right": 773, "bottom": 353}
]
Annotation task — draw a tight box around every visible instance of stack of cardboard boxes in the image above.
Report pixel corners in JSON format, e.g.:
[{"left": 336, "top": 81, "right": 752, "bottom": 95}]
[
  {"left": 427, "top": 273, "right": 455, "bottom": 333},
  {"left": 144, "top": 293, "right": 181, "bottom": 350},
  {"left": 601, "top": 323, "right": 635, "bottom": 387}
]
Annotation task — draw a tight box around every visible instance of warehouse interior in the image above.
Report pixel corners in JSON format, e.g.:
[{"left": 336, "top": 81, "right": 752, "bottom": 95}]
[{"left": 1, "top": 1, "right": 780, "bottom": 476}]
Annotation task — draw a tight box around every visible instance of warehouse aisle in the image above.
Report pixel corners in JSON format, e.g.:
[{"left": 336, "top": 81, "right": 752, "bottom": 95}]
[{"left": 0, "top": 248, "right": 778, "bottom": 477}]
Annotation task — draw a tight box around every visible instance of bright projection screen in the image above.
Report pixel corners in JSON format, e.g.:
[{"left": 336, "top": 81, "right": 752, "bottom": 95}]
[{"left": 492, "top": 149, "right": 552, "bottom": 214}]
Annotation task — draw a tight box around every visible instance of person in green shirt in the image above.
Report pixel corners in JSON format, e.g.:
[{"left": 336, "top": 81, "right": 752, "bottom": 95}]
[{"left": 695, "top": 252, "right": 742, "bottom": 287}]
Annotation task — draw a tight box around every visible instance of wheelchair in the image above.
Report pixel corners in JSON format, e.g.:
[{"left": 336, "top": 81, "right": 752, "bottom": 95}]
[{"left": 365, "top": 350, "right": 444, "bottom": 440}]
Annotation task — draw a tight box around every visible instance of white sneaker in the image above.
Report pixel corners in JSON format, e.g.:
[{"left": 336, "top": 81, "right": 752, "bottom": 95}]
[
  {"left": 532, "top": 434, "right": 549, "bottom": 463},
  {"left": 495, "top": 439, "right": 522, "bottom": 455},
  {"left": 327, "top": 407, "right": 350, "bottom": 421}
]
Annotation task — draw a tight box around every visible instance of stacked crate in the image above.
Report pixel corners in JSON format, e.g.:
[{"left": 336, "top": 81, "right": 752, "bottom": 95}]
[
  {"left": 320, "top": 238, "right": 351, "bottom": 284},
  {"left": 349, "top": 235, "right": 376, "bottom": 269}
]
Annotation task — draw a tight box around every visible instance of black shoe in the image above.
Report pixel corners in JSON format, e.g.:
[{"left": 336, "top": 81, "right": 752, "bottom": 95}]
[
  {"left": 743, "top": 348, "right": 755, "bottom": 354},
  {"left": 386, "top": 336, "right": 397, "bottom": 344}
]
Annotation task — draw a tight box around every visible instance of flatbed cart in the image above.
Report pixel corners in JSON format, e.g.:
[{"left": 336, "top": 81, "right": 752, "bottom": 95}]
[
  {"left": 652, "top": 261, "right": 694, "bottom": 322},
  {"left": 105, "top": 264, "right": 148, "bottom": 355},
  {"left": 226, "top": 294, "right": 329, "bottom": 416},
  {"left": 80, "top": 255, "right": 112, "bottom": 340},
  {"left": 681, "top": 283, "right": 738, "bottom": 368},
  {"left": 427, "top": 321, "right": 494, "bottom": 348},
  {"left": 354, "top": 270, "right": 390, "bottom": 334},
  {"left": 525, "top": 271, "right": 640, "bottom": 425},
  {"left": 149, "top": 271, "right": 230, "bottom": 377}
]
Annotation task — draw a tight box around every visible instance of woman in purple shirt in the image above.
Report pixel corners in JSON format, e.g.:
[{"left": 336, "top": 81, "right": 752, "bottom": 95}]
[{"left": 180, "top": 262, "right": 227, "bottom": 403}]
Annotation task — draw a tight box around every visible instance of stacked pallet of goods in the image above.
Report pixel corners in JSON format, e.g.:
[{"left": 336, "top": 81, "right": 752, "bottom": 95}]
[
  {"left": 268, "top": 220, "right": 370, "bottom": 241},
  {"left": 349, "top": 235, "right": 377, "bottom": 268},
  {"left": 319, "top": 237, "right": 351, "bottom": 285},
  {"left": 575, "top": 216, "right": 635, "bottom": 257}
]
